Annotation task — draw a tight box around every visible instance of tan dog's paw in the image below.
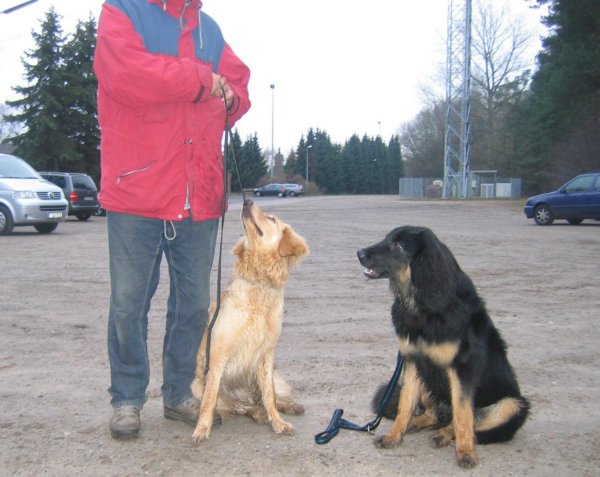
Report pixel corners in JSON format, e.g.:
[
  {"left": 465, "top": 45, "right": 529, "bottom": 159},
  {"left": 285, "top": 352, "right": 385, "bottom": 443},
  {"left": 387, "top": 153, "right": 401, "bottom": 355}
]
[
  {"left": 248, "top": 408, "right": 269, "bottom": 425},
  {"left": 192, "top": 424, "right": 210, "bottom": 444},
  {"left": 278, "top": 401, "right": 305, "bottom": 415},
  {"left": 288, "top": 402, "right": 305, "bottom": 415},
  {"left": 374, "top": 434, "right": 402, "bottom": 448},
  {"left": 272, "top": 419, "right": 295, "bottom": 435}
]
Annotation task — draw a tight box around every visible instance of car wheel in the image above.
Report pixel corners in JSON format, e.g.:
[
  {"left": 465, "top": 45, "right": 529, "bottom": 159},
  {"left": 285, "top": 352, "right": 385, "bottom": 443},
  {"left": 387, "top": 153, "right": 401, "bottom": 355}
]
[
  {"left": 567, "top": 218, "right": 583, "bottom": 225},
  {"left": 76, "top": 213, "right": 91, "bottom": 221},
  {"left": 278, "top": 192, "right": 284, "bottom": 197},
  {"left": 34, "top": 223, "right": 59, "bottom": 234},
  {"left": 289, "top": 191, "right": 296, "bottom": 197},
  {"left": 255, "top": 191, "right": 261, "bottom": 197},
  {"left": 0, "top": 205, "right": 15, "bottom": 235},
  {"left": 533, "top": 204, "right": 554, "bottom": 225}
]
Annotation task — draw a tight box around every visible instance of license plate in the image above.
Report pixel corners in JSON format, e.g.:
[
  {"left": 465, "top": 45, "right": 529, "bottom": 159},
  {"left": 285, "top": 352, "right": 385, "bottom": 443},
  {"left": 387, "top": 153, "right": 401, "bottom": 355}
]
[
  {"left": 84, "top": 196, "right": 94, "bottom": 201},
  {"left": 48, "top": 212, "right": 63, "bottom": 219}
]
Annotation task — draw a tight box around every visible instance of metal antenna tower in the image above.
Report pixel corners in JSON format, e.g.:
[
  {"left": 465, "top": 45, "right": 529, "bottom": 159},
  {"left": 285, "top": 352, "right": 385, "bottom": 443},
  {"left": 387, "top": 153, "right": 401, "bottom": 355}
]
[{"left": 443, "top": 0, "right": 472, "bottom": 199}]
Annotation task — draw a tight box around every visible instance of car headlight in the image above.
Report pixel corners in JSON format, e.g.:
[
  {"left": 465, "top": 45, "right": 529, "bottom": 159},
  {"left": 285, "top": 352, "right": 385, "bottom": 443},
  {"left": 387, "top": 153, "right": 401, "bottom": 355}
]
[{"left": 13, "top": 191, "right": 37, "bottom": 199}]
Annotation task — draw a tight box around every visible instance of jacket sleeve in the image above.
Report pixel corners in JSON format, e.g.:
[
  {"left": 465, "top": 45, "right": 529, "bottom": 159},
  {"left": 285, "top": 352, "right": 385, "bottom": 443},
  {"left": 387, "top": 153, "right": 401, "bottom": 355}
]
[
  {"left": 93, "top": 3, "right": 213, "bottom": 108},
  {"left": 218, "top": 43, "right": 251, "bottom": 126}
]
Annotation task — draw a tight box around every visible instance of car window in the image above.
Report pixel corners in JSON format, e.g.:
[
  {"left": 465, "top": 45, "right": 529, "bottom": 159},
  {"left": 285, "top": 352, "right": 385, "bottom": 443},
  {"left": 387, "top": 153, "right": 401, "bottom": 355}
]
[
  {"left": 595, "top": 176, "right": 600, "bottom": 192},
  {"left": 564, "top": 175, "right": 593, "bottom": 193},
  {"left": 72, "top": 175, "right": 96, "bottom": 191},
  {"left": 44, "top": 175, "right": 67, "bottom": 188},
  {"left": 0, "top": 155, "right": 40, "bottom": 179}
]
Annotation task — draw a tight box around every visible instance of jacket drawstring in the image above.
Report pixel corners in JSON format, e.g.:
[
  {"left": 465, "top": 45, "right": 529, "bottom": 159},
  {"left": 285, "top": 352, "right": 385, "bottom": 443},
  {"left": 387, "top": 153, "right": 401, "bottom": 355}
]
[
  {"left": 160, "top": 1, "right": 202, "bottom": 50},
  {"left": 163, "top": 220, "right": 177, "bottom": 241},
  {"left": 179, "top": 0, "right": 192, "bottom": 30},
  {"left": 197, "top": 4, "right": 203, "bottom": 50}
]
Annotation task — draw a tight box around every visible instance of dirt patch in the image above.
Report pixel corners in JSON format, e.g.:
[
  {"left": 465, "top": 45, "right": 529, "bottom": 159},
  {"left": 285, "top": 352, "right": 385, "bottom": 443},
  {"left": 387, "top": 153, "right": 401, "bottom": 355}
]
[{"left": 1, "top": 196, "right": 599, "bottom": 476}]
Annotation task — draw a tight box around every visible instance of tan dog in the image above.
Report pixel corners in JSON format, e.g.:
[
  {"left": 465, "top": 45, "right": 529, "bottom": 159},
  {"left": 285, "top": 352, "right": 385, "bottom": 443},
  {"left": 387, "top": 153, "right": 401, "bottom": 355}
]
[{"left": 191, "top": 198, "right": 309, "bottom": 443}]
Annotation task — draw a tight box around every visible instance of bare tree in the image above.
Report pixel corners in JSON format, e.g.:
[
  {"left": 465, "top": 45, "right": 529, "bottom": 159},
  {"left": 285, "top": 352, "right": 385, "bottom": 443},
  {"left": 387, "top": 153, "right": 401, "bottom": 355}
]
[
  {"left": 400, "top": 100, "right": 447, "bottom": 178},
  {"left": 470, "top": 0, "right": 534, "bottom": 171},
  {"left": 396, "top": 0, "right": 538, "bottom": 179},
  {"left": 472, "top": 1, "right": 532, "bottom": 106}
]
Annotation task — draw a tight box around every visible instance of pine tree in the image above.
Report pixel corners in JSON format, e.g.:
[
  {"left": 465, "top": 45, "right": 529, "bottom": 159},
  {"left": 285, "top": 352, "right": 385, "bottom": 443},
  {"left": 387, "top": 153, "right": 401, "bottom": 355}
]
[
  {"left": 385, "top": 135, "right": 404, "bottom": 193},
  {"left": 342, "top": 135, "right": 361, "bottom": 194},
  {"left": 290, "top": 136, "right": 312, "bottom": 180},
  {"left": 236, "top": 133, "right": 267, "bottom": 191},
  {"left": 61, "top": 16, "right": 99, "bottom": 178},
  {"left": 5, "top": 7, "right": 71, "bottom": 170},
  {"left": 308, "top": 129, "right": 341, "bottom": 193},
  {"left": 515, "top": 0, "right": 600, "bottom": 192}
]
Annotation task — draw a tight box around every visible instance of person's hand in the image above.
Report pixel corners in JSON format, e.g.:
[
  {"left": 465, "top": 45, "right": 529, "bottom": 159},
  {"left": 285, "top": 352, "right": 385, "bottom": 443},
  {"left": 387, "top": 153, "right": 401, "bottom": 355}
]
[{"left": 211, "top": 73, "right": 234, "bottom": 109}]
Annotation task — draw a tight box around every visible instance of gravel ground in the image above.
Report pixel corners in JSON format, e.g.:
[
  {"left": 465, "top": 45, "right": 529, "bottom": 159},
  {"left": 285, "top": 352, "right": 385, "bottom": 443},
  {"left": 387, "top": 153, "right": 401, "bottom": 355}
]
[{"left": 1, "top": 195, "right": 599, "bottom": 476}]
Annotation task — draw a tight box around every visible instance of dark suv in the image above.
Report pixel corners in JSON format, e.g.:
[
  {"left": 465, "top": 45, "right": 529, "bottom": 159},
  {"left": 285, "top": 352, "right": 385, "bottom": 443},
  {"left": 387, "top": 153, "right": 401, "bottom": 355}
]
[{"left": 39, "top": 172, "right": 99, "bottom": 220}]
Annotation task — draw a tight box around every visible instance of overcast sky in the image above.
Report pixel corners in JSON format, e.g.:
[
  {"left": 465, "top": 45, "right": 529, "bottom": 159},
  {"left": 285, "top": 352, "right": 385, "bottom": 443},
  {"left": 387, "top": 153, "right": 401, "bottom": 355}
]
[{"left": 0, "top": 0, "right": 546, "bottom": 153}]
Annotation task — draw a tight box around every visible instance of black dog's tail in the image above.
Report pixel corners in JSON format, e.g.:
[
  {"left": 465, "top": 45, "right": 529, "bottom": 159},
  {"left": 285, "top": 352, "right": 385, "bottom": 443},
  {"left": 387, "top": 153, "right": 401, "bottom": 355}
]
[
  {"left": 372, "top": 383, "right": 452, "bottom": 427},
  {"left": 372, "top": 383, "right": 401, "bottom": 419},
  {"left": 475, "top": 395, "right": 530, "bottom": 444}
]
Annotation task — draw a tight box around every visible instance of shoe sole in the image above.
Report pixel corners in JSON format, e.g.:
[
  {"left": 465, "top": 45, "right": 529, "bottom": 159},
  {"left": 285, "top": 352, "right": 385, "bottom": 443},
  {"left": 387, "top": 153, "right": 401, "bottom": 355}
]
[
  {"left": 164, "top": 408, "right": 222, "bottom": 428},
  {"left": 110, "top": 427, "right": 140, "bottom": 439},
  {"left": 164, "top": 407, "right": 196, "bottom": 427}
]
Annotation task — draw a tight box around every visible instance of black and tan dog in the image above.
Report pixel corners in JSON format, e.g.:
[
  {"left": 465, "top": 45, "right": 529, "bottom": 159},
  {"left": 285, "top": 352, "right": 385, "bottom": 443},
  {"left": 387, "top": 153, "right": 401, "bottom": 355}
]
[{"left": 357, "top": 226, "right": 529, "bottom": 468}]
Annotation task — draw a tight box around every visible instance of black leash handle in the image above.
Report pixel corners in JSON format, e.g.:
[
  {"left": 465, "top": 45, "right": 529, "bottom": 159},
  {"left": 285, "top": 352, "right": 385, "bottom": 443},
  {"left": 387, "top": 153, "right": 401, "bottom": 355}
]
[
  {"left": 314, "top": 352, "right": 404, "bottom": 444},
  {"left": 204, "top": 85, "right": 246, "bottom": 375}
]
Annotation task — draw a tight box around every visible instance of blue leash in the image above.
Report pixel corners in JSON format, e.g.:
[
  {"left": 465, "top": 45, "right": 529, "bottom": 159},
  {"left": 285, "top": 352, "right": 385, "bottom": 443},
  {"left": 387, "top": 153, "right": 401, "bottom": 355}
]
[{"left": 314, "top": 352, "right": 404, "bottom": 444}]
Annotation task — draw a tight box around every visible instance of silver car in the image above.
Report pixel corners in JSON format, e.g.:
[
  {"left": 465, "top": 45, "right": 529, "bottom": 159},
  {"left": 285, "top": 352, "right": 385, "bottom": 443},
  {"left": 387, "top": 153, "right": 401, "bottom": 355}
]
[
  {"left": 0, "top": 153, "right": 69, "bottom": 234},
  {"left": 283, "top": 183, "right": 305, "bottom": 196}
]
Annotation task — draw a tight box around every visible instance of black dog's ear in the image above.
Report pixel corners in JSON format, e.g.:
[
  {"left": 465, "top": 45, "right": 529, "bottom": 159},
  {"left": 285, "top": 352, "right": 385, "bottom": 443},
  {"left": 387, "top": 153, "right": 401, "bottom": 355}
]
[
  {"left": 410, "top": 229, "right": 458, "bottom": 311},
  {"left": 393, "top": 226, "right": 428, "bottom": 258}
]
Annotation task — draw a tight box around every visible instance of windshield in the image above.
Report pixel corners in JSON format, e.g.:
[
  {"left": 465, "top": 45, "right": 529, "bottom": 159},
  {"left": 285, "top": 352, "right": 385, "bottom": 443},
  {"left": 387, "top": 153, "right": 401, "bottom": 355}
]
[{"left": 0, "top": 154, "right": 41, "bottom": 179}]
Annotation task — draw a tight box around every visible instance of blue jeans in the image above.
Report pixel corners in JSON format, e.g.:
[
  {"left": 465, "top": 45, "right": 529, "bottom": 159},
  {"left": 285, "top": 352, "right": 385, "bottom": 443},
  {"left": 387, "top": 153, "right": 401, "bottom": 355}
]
[{"left": 106, "top": 212, "right": 218, "bottom": 409}]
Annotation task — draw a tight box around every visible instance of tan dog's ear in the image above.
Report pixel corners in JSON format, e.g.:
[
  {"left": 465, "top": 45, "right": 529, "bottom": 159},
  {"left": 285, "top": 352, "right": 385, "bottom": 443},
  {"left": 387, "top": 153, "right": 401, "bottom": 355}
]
[
  {"left": 278, "top": 226, "right": 309, "bottom": 264},
  {"left": 232, "top": 237, "right": 246, "bottom": 257}
]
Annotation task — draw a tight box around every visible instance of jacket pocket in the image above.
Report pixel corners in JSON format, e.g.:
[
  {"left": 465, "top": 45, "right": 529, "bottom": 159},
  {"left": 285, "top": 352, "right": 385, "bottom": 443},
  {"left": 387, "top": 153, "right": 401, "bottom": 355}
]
[{"left": 134, "top": 104, "right": 168, "bottom": 124}]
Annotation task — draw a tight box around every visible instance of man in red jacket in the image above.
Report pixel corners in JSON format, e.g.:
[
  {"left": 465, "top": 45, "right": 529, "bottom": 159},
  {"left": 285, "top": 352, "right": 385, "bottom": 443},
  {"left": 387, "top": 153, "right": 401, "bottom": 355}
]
[{"left": 94, "top": 0, "right": 250, "bottom": 439}]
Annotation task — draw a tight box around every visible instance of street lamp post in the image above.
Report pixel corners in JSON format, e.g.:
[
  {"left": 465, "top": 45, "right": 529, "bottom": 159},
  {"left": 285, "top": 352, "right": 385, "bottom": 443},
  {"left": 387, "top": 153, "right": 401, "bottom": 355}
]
[
  {"left": 305, "top": 144, "right": 312, "bottom": 185},
  {"left": 269, "top": 83, "right": 275, "bottom": 177}
]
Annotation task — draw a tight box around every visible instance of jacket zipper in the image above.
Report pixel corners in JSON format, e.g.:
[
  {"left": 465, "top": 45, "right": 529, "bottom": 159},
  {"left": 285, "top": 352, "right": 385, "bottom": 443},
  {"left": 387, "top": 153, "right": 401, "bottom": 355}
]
[{"left": 184, "top": 183, "right": 191, "bottom": 211}]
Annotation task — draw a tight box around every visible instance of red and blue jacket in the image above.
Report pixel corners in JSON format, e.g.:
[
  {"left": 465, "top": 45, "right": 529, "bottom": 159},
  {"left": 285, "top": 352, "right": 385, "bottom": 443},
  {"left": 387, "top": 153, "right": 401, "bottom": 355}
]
[{"left": 94, "top": 0, "right": 250, "bottom": 221}]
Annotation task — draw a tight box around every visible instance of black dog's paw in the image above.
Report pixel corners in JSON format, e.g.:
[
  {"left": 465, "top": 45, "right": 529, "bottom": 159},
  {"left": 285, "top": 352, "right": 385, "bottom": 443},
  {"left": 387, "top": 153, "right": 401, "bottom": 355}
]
[
  {"left": 456, "top": 451, "right": 478, "bottom": 469},
  {"left": 430, "top": 431, "right": 452, "bottom": 448},
  {"left": 374, "top": 434, "right": 402, "bottom": 449}
]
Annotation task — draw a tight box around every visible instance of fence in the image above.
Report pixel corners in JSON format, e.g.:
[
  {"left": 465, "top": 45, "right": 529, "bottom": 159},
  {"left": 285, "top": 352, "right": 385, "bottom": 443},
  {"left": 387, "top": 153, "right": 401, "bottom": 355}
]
[{"left": 399, "top": 176, "right": 522, "bottom": 199}]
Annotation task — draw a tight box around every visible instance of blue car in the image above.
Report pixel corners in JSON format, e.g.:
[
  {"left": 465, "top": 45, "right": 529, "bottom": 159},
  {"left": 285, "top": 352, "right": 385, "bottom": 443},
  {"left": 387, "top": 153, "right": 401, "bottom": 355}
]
[{"left": 523, "top": 172, "right": 600, "bottom": 225}]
